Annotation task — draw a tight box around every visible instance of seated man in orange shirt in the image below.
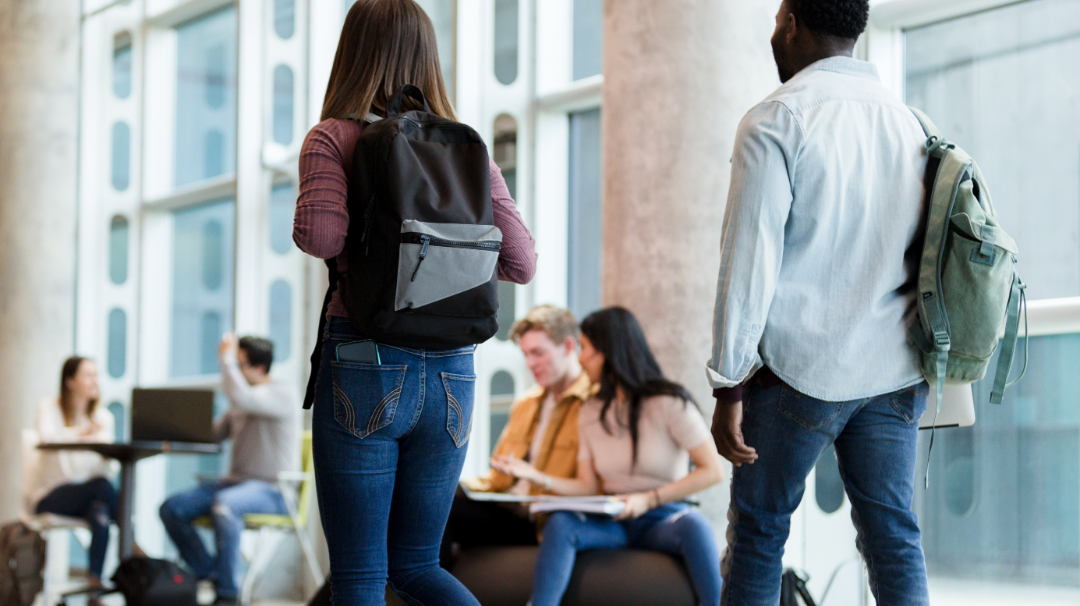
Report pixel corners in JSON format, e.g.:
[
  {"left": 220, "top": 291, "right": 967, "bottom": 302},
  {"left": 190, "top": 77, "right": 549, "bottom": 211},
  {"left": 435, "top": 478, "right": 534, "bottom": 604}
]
[{"left": 440, "top": 305, "right": 592, "bottom": 568}]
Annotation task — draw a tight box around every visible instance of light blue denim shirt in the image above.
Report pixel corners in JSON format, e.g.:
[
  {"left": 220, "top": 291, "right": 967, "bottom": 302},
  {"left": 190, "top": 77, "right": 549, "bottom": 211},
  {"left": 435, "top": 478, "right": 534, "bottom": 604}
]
[{"left": 706, "top": 57, "right": 928, "bottom": 401}]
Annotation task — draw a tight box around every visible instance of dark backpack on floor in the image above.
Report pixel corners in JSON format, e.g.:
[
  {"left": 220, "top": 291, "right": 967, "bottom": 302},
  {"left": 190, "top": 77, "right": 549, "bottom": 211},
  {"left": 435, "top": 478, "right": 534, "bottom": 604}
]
[
  {"left": 0, "top": 522, "right": 45, "bottom": 606},
  {"left": 111, "top": 557, "right": 196, "bottom": 606},
  {"left": 780, "top": 568, "right": 817, "bottom": 606},
  {"left": 339, "top": 84, "right": 501, "bottom": 349}
]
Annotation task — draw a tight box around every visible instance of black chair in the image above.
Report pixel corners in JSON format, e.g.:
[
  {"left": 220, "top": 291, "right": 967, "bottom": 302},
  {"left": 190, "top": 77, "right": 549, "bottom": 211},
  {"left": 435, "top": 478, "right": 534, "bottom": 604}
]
[
  {"left": 451, "top": 546, "right": 697, "bottom": 606},
  {"left": 310, "top": 546, "right": 698, "bottom": 606}
]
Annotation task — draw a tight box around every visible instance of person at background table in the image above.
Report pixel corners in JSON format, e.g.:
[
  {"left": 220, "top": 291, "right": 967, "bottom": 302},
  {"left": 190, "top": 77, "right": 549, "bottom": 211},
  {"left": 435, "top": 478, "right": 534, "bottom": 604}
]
[
  {"left": 159, "top": 334, "right": 300, "bottom": 606},
  {"left": 493, "top": 307, "right": 725, "bottom": 606},
  {"left": 30, "top": 356, "right": 119, "bottom": 595},
  {"left": 442, "top": 305, "right": 592, "bottom": 569}
]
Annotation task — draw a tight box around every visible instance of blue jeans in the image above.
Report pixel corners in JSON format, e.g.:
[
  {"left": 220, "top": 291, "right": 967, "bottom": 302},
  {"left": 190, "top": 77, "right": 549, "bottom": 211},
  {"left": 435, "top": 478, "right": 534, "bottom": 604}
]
[
  {"left": 720, "top": 372, "right": 930, "bottom": 606},
  {"left": 313, "top": 317, "right": 479, "bottom": 606},
  {"left": 532, "top": 504, "right": 722, "bottom": 606},
  {"left": 159, "top": 480, "right": 287, "bottom": 599},
  {"left": 36, "top": 477, "right": 117, "bottom": 579}
]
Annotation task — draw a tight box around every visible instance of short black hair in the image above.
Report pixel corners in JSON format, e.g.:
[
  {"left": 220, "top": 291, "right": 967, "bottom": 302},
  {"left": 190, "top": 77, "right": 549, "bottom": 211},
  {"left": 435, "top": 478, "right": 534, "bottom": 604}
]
[
  {"left": 789, "top": 0, "right": 870, "bottom": 40},
  {"left": 238, "top": 336, "right": 274, "bottom": 372}
]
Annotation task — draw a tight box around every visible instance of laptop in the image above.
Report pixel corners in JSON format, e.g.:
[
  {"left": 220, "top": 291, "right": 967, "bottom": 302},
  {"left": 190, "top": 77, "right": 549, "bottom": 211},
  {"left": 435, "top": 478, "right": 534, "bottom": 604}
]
[
  {"left": 131, "top": 388, "right": 216, "bottom": 444},
  {"left": 919, "top": 383, "right": 976, "bottom": 429}
]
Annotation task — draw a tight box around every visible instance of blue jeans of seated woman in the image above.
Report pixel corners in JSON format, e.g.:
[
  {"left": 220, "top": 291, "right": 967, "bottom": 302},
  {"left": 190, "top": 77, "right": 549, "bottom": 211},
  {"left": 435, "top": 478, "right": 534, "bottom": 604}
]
[
  {"left": 720, "top": 374, "right": 929, "bottom": 606},
  {"left": 36, "top": 477, "right": 117, "bottom": 579},
  {"left": 532, "top": 504, "right": 722, "bottom": 606},
  {"left": 313, "top": 317, "right": 480, "bottom": 606}
]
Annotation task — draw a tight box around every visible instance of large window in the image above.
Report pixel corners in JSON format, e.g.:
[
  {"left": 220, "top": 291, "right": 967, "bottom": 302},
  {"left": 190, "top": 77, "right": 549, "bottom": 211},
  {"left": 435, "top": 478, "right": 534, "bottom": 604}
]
[
  {"left": 175, "top": 7, "right": 238, "bottom": 187},
  {"left": 568, "top": 108, "right": 602, "bottom": 319},
  {"left": 170, "top": 199, "right": 235, "bottom": 378},
  {"left": 904, "top": 0, "right": 1080, "bottom": 588}
]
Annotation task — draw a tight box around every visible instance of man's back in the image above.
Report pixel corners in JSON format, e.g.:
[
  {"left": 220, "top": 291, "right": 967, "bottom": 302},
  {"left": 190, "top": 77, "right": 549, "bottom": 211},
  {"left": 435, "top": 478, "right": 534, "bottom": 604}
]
[{"left": 708, "top": 56, "right": 927, "bottom": 401}]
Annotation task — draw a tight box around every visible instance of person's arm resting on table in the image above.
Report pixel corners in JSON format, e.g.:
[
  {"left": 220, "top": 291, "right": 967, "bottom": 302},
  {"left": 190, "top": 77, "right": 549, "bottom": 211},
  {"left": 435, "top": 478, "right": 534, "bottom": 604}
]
[{"left": 706, "top": 102, "right": 800, "bottom": 466}]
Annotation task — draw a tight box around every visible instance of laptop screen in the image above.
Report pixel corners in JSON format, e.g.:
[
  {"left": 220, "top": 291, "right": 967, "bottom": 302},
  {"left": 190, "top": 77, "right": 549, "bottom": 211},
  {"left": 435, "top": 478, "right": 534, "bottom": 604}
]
[{"left": 130, "top": 388, "right": 216, "bottom": 444}]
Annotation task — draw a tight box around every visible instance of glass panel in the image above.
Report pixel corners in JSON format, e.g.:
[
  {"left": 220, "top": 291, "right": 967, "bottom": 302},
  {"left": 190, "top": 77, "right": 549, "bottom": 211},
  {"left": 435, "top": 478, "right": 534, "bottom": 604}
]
[
  {"left": 493, "top": 0, "right": 518, "bottom": 85},
  {"left": 272, "top": 65, "right": 294, "bottom": 145},
  {"left": 107, "top": 308, "right": 126, "bottom": 379},
  {"left": 109, "top": 215, "right": 129, "bottom": 285},
  {"left": 915, "top": 334, "right": 1080, "bottom": 585},
  {"left": 496, "top": 282, "right": 516, "bottom": 341},
  {"left": 113, "top": 31, "right": 133, "bottom": 99},
  {"left": 107, "top": 401, "right": 125, "bottom": 443},
  {"left": 270, "top": 182, "right": 296, "bottom": 255},
  {"left": 415, "top": 0, "right": 457, "bottom": 101},
  {"left": 171, "top": 199, "right": 235, "bottom": 377},
  {"left": 568, "top": 108, "right": 602, "bottom": 319},
  {"left": 905, "top": 0, "right": 1080, "bottom": 300},
  {"left": 274, "top": 0, "right": 295, "bottom": 39},
  {"left": 111, "top": 121, "right": 130, "bottom": 191},
  {"left": 493, "top": 114, "right": 517, "bottom": 199},
  {"left": 269, "top": 280, "right": 292, "bottom": 361},
  {"left": 175, "top": 8, "right": 238, "bottom": 187},
  {"left": 490, "top": 370, "right": 516, "bottom": 455},
  {"left": 345, "top": 0, "right": 457, "bottom": 100},
  {"left": 814, "top": 443, "right": 844, "bottom": 514},
  {"left": 573, "top": 0, "right": 603, "bottom": 80}
]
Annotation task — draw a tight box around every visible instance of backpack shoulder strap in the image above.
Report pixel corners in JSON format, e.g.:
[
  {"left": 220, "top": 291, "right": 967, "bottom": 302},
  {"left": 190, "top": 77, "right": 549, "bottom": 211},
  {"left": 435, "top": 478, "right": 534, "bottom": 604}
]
[{"left": 908, "top": 106, "right": 942, "bottom": 141}]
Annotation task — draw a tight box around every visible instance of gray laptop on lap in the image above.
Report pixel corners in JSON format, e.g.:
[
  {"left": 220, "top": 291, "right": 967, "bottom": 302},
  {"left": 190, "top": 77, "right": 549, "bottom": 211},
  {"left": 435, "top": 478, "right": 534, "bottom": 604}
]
[{"left": 131, "top": 388, "right": 216, "bottom": 444}]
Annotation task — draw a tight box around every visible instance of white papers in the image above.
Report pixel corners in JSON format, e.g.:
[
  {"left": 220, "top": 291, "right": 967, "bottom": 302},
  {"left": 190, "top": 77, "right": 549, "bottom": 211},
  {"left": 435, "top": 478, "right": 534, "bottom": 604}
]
[
  {"left": 529, "top": 496, "right": 626, "bottom": 516},
  {"left": 459, "top": 482, "right": 539, "bottom": 503}
]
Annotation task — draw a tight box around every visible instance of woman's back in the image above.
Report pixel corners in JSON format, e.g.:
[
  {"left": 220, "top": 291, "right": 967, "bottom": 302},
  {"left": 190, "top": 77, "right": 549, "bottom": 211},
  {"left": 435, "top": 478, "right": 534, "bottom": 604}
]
[{"left": 578, "top": 394, "right": 710, "bottom": 495}]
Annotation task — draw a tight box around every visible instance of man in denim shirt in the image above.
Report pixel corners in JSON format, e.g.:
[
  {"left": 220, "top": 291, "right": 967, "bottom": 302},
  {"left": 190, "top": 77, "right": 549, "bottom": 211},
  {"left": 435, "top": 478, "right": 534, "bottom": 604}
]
[{"left": 707, "top": 1, "right": 931, "bottom": 604}]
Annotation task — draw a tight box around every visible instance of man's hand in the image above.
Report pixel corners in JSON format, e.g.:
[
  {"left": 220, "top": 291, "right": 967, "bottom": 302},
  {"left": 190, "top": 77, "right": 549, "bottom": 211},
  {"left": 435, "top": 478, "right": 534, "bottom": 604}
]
[
  {"left": 712, "top": 400, "right": 758, "bottom": 466},
  {"left": 218, "top": 332, "right": 239, "bottom": 359},
  {"left": 490, "top": 453, "right": 543, "bottom": 484}
]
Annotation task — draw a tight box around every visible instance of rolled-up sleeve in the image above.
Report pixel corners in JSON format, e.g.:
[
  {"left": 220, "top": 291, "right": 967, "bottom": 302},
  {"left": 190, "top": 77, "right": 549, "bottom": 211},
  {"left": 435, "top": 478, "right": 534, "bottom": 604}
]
[{"left": 706, "top": 102, "right": 801, "bottom": 389}]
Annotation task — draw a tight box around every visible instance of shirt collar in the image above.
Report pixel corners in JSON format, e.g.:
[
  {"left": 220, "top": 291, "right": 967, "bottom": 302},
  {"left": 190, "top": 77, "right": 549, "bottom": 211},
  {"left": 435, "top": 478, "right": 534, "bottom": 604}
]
[{"left": 798, "top": 56, "right": 880, "bottom": 81}]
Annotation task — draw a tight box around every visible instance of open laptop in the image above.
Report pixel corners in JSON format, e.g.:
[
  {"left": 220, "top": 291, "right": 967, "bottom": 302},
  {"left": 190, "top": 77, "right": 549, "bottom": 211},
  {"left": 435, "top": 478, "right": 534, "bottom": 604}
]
[
  {"left": 919, "top": 383, "right": 976, "bottom": 429},
  {"left": 131, "top": 388, "right": 216, "bottom": 444}
]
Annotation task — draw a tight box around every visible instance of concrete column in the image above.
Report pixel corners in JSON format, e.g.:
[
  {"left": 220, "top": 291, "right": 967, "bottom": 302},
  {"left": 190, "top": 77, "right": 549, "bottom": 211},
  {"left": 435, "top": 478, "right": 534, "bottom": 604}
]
[
  {"left": 601, "top": 0, "right": 779, "bottom": 524},
  {"left": 0, "top": 0, "right": 81, "bottom": 519}
]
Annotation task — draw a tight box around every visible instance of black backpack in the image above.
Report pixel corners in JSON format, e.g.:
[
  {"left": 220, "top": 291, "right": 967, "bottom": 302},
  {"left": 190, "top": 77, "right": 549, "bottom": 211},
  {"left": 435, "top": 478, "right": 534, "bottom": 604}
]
[
  {"left": 341, "top": 84, "right": 500, "bottom": 344},
  {"left": 304, "top": 85, "right": 501, "bottom": 408},
  {"left": 0, "top": 522, "right": 45, "bottom": 606},
  {"left": 110, "top": 557, "right": 196, "bottom": 606}
]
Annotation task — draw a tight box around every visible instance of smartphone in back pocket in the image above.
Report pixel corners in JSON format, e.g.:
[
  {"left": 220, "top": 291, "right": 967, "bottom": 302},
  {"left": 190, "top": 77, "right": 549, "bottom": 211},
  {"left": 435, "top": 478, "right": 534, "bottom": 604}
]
[{"left": 336, "top": 340, "right": 380, "bottom": 364}]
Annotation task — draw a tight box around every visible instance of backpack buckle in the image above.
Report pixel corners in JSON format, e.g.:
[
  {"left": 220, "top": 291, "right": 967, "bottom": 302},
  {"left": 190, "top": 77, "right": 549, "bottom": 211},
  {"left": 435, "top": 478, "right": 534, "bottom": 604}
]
[{"left": 933, "top": 331, "right": 951, "bottom": 350}]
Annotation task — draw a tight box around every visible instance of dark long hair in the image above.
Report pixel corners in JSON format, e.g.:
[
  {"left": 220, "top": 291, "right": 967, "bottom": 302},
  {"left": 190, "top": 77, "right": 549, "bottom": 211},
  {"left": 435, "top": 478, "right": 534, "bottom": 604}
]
[
  {"left": 321, "top": 0, "right": 456, "bottom": 122},
  {"left": 579, "top": 307, "right": 697, "bottom": 466},
  {"left": 59, "top": 356, "right": 98, "bottom": 427}
]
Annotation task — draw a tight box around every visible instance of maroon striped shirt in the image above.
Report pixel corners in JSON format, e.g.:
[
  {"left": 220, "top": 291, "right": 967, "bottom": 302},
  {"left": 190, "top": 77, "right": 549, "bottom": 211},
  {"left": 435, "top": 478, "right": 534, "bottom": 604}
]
[{"left": 294, "top": 118, "right": 537, "bottom": 317}]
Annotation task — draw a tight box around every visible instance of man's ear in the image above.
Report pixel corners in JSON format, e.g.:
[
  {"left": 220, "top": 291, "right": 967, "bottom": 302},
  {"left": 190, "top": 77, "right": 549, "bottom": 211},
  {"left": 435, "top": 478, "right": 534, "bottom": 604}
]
[
  {"left": 785, "top": 12, "right": 798, "bottom": 45},
  {"left": 564, "top": 337, "right": 578, "bottom": 356}
]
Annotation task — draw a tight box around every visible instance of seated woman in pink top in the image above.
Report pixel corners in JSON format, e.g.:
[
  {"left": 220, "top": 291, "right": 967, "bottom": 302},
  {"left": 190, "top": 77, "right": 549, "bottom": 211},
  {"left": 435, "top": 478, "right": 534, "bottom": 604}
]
[{"left": 494, "top": 307, "right": 725, "bottom": 606}]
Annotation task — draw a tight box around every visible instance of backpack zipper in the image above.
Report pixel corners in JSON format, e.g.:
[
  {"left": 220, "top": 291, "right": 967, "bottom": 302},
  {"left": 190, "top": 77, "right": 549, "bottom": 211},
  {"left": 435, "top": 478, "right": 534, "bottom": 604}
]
[
  {"left": 403, "top": 232, "right": 502, "bottom": 282},
  {"left": 360, "top": 195, "right": 376, "bottom": 256}
]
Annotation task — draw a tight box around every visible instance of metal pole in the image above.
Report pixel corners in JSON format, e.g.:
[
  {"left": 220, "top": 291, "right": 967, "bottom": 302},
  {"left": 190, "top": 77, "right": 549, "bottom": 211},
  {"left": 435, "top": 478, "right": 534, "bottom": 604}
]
[{"left": 117, "top": 459, "right": 136, "bottom": 559}]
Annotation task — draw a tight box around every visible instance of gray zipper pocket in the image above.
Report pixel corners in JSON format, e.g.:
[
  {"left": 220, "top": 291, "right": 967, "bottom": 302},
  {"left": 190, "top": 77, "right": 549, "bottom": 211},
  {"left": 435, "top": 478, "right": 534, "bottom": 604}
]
[{"left": 395, "top": 220, "right": 502, "bottom": 311}]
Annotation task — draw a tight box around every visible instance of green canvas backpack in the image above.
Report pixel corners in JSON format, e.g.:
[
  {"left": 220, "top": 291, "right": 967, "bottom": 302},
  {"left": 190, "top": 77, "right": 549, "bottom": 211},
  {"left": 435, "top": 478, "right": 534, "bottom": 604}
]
[{"left": 907, "top": 107, "right": 1028, "bottom": 465}]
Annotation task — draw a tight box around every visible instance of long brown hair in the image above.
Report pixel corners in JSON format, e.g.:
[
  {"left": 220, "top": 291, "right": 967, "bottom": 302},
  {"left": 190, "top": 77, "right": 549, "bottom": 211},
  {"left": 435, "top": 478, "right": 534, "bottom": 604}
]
[
  {"left": 59, "top": 356, "right": 98, "bottom": 427},
  {"left": 322, "top": 0, "right": 456, "bottom": 122}
]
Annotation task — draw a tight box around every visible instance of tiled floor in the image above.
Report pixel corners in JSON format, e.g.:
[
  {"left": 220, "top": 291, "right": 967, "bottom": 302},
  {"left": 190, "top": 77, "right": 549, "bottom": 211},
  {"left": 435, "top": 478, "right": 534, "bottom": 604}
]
[{"left": 929, "top": 578, "right": 1080, "bottom": 606}]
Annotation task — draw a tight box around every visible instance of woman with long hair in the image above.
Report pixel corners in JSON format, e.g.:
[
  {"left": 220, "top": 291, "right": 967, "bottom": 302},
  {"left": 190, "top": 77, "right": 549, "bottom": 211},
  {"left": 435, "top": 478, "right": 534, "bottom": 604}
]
[
  {"left": 494, "top": 307, "right": 724, "bottom": 605},
  {"left": 293, "top": 1, "right": 536, "bottom": 604},
  {"left": 30, "top": 356, "right": 117, "bottom": 597}
]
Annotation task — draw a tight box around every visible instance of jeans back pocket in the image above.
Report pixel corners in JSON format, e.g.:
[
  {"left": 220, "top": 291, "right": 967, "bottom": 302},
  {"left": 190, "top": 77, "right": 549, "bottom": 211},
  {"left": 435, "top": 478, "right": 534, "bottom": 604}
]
[
  {"left": 441, "top": 372, "right": 476, "bottom": 448},
  {"left": 332, "top": 362, "right": 407, "bottom": 439}
]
